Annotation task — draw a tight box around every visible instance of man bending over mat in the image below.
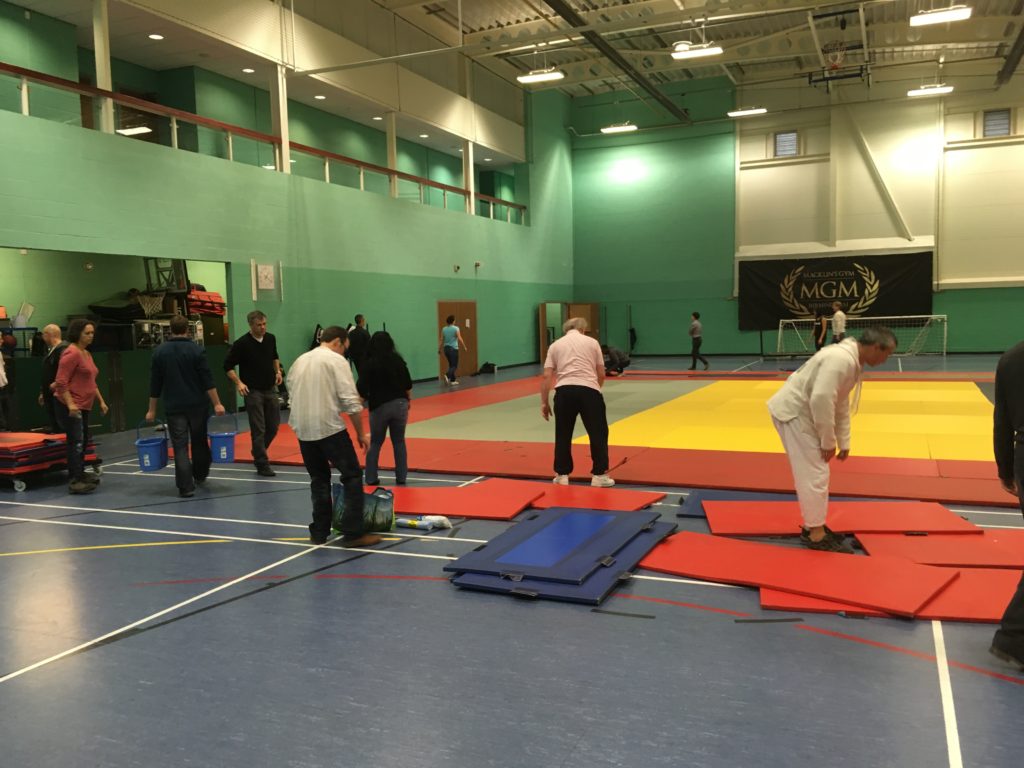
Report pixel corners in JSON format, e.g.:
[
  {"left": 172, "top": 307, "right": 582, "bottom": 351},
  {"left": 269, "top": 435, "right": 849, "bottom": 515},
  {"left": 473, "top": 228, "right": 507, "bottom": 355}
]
[
  {"left": 990, "top": 339, "right": 1024, "bottom": 672},
  {"left": 767, "top": 327, "right": 896, "bottom": 552},
  {"left": 541, "top": 317, "right": 614, "bottom": 487}
]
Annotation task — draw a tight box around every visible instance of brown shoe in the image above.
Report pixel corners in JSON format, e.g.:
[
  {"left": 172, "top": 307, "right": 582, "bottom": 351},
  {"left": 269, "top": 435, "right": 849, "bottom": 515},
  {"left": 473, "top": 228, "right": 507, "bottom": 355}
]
[{"left": 340, "top": 534, "right": 383, "bottom": 548}]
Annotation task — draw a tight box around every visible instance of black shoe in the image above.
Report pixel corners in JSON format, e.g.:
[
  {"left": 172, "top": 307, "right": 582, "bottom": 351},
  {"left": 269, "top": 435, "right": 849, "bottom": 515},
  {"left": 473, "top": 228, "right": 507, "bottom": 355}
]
[
  {"left": 179, "top": 488, "right": 195, "bottom": 498},
  {"left": 990, "top": 644, "right": 1024, "bottom": 672},
  {"left": 800, "top": 525, "right": 843, "bottom": 544},
  {"left": 340, "top": 534, "right": 383, "bottom": 548},
  {"left": 68, "top": 479, "right": 96, "bottom": 494},
  {"left": 703, "top": 362, "right": 710, "bottom": 370},
  {"left": 802, "top": 529, "right": 853, "bottom": 554},
  {"left": 687, "top": 367, "right": 696, "bottom": 371},
  {"left": 83, "top": 473, "right": 101, "bottom": 486},
  {"left": 194, "top": 475, "right": 207, "bottom": 486},
  {"left": 256, "top": 465, "right": 276, "bottom": 477}
]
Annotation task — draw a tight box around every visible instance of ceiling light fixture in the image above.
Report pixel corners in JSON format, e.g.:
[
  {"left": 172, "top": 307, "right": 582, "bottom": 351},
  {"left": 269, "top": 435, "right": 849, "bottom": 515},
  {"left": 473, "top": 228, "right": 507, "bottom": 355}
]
[
  {"left": 314, "top": 95, "right": 326, "bottom": 100},
  {"left": 115, "top": 126, "right": 153, "bottom": 136},
  {"left": 909, "top": 5, "right": 972, "bottom": 26},
  {"left": 600, "top": 122, "right": 638, "bottom": 135},
  {"left": 262, "top": 164, "right": 277, "bottom": 170},
  {"left": 484, "top": 158, "right": 493, "bottom": 162},
  {"left": 372, "top": 116, "right": 383, "bottom": 121},
  {"left": 907, "top": 83, "right": 954, "bottom": 97},
  {"left": 727, "top": 106, "right": 768, "bottom": 118},
  {"left": 148, "top": 34, "right": 164, "bottom": 41},
  {"left": 671, "top": 41, "right": 724, "bottom": 60},
  {"left": 419, "top": 133, "right": 429, "bottom": 138},
  {"left": 242, "top": 68, "right": 255, "bottom": 74},
  {"left": 516, "top": 67, "right": 566, "bottom": 84}
]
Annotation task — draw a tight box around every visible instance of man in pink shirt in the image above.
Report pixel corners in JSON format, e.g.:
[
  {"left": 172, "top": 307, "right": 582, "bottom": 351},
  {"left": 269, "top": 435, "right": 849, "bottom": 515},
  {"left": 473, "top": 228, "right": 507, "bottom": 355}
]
[{"left": 540, "top": 317, "right": 614, "bottom": 487}]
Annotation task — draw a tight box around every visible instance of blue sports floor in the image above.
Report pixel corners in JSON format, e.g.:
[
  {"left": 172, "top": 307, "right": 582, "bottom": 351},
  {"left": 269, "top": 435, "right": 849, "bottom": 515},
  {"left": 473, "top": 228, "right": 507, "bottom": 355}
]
[{"left": 1, "top": 354, "right": 1021, "bottom": 767}]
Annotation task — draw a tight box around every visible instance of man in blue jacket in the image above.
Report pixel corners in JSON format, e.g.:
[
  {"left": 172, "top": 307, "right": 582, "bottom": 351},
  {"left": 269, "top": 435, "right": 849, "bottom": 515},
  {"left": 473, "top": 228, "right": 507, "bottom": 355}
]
[{"left": 146, "top": 316, "right": 225, "bottom": 497}]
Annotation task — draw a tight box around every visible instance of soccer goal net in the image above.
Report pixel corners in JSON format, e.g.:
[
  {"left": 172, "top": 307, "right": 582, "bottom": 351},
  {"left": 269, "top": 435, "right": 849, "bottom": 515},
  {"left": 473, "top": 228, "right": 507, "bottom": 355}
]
[{"left": 775, "top": 314, "right": 948, "bottom": 356}]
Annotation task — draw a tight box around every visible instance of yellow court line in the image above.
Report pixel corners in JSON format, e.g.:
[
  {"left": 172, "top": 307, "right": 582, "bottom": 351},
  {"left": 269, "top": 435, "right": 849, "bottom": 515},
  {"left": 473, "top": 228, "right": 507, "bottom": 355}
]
[{"left": 0, "top": 539, "right": 230, "bottom": 558}]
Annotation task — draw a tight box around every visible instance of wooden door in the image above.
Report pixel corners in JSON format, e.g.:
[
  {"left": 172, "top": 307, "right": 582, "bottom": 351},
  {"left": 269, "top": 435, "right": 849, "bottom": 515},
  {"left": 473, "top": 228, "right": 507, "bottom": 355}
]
[
  {"left": 567, "top": 302, "right": 601, "bottom": 340},
  {"left": 538, "top": 302, "right": 566, "bottom": 363},
  {"left": 437, "top": 300, "right": 478, "bottom": 380}
]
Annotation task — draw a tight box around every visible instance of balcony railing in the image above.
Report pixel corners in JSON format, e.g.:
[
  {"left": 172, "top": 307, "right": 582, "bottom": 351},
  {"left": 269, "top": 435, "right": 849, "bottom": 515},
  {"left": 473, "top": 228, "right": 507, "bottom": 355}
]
[{"left": 0, "top": 60, "right": 526, "bottom": 225}]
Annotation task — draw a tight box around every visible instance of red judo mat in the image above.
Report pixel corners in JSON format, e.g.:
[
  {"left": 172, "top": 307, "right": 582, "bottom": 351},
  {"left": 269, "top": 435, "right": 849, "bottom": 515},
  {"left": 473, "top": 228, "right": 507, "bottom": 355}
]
[
  {"left": 638, "top": 531, "right": 959, "bottom": 617},
  {"left": 855, "top": 530, "right": 1024, "bottom": 568},
  {"left": 375, "top": 478, "right": 545, "bottom": 521},
  {"left": 530, "top": 484, "right": 666, "bottom": 511},
  {"left": 760, "top": 568, "right": 1023, "bottom": 623},
  {"left": 703, "top": 500, "right": 981, "bottom": 536}
]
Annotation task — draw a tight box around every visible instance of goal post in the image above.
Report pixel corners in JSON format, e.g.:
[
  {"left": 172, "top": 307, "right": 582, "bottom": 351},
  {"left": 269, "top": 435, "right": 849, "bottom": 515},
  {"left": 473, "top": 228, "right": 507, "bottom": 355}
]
[{"left": 775, "top": 314, "right": 948, "bottom": 356}]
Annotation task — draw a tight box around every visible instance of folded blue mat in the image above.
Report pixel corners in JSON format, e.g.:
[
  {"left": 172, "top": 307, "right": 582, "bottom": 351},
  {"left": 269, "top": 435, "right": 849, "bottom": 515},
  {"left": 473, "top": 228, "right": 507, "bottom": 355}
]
[
  {"left": 678, "top": 489, "right": 874, "bottom": 519},
  {"left": 443, "top": 507, "right": 660, "bottom": 585},
  {"left": 451, "top": 521, "right": 677, "bottom": 606}
]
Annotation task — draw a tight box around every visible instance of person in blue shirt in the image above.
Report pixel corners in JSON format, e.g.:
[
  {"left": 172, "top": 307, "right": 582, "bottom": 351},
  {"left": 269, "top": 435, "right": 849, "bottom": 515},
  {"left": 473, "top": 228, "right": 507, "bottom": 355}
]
[
  {"left": 146, "top": 316, "right": 225, "bottom": 497},
  {"left": 439, "top": 314, "right": 468, "bottom": 385}
]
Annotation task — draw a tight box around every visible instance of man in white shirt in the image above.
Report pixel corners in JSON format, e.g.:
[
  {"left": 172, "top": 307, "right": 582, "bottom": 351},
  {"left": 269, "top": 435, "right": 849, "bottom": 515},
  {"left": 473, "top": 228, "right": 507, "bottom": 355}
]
[
  {"left": 540, "top": 317, "right": 614, "bottom": 487},
  {"left": 287, "top": 325, "right": 378, "bottom": 547},
  {"left": 831, "top": 301, "right": 847, "bottom": 343},
  {"left": 767, "top": 327, "right": 896, "bottom": 552}
]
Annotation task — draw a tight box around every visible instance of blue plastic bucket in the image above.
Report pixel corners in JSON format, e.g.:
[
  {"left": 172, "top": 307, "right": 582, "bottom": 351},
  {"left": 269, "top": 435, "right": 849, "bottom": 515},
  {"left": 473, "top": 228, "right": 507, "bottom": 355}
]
[
  {"left": 209, "top": 414, "right": 238, "bottom": 464},
  {"left": 136, "top": 421, "right": 168, "bottom": 472}
]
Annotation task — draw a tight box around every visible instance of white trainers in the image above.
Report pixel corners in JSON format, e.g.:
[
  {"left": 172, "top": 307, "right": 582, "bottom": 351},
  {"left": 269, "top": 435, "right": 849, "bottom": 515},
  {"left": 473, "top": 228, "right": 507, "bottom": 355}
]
[
  {"left": 552, "top": 474, "right": 569, "bottom": 485},
  {"left": 591, "top": 474, "right": 615, "bottom": 487}
]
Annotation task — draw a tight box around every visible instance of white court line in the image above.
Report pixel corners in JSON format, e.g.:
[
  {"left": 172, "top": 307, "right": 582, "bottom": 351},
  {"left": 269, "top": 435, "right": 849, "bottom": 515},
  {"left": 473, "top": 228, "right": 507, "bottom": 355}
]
[
  {"left": 458, "top": 475, "right": 486, "bottom": 487},
  {"left": 732, "top": 359, "right": 762, "bottom": 372},
  {"left": 632, "top": 573, "right": 740, "bottom": 590},
  {"left": 948, "top": 508, "right": 1022, "bottom": 517},
  {"left": 931, "top": 620, "right": 964, "bottom": 768},
  {"left": 0, "top": 534, "right": 326, "bottom": 685},
  {"left": 102, "top": 470, "right": 310, "bottom": 486}
]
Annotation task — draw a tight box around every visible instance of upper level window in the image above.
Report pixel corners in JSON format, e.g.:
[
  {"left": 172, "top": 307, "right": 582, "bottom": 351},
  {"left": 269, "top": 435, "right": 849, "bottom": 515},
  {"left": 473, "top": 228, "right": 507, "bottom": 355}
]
[
  {"left": 773, "top": 130, "right": 799, "bottom": 157},
  {"left": 983, "top": 109, "right": 1011, "bottom": 138}
]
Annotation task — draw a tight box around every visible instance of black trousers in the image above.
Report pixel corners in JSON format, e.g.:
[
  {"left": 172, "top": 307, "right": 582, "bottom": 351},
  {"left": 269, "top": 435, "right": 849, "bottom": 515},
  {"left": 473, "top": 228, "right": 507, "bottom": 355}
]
[
  {"left": 553, "top": 385, "right": 609, "bottom": 476},
  {"left": 55, "top": 402, "right": 90, "bottom": 481},
  {"left": 42, "top": 392, "right": 62, "bottom": 433},
  {"left": 689, "top": 336, "right": 708, "bottom": 368},
  {"left": 244, "top": 389, "right": 280, "bottom": 469},
  {"left": 0, "top": 386, "right": 11, "bottom": 430},
  {"left": 167, "top": 406, "right": 211, "bottom": 494},
  {"left": 994, "top": 447, "right": 1024, "bottom": 657},
  {"left": 298, "top": 430, "right": 364, "bottom": 540}
]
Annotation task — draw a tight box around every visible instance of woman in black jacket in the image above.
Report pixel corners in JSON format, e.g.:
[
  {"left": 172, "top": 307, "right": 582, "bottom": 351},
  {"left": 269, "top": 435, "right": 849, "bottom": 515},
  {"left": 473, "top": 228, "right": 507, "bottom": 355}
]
[{"left": 357, "top": 331, "right": 413, "bottom": 485}]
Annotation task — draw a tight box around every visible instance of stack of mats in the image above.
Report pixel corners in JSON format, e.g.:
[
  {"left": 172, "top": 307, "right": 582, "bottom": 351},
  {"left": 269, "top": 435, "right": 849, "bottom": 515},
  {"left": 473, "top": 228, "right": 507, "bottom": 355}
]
[
  {"left": 446, "top": 507, "right": 676, "bottom": 605},
  {"left": 637, "top": 495, "right": 1024, "bottom": 622},
  {"left": 0, "top": 432, "right": 99, "bottom": 482}
]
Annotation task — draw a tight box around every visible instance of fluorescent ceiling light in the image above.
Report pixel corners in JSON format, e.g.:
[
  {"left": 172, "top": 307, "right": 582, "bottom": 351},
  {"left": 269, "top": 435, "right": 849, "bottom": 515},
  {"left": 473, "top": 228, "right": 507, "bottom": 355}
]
[
  {"left": 262, "top": 164, "right": 276, "bottom": 170},
  {"left": 148, "top": 34, "right": 164, "bottom": 41},
  {"left": 727, "top": 107, "right": 768, "bottom": 118},
  {"left": 600, "top": 122, "right": 638, "bottom": 135},
  {"left": 484, "top": 158, "right": 493, "bottom": 162},
  {"left": 671, "top": 41, "right": 723, "bottom": 60},
  {"left": 419, "top": 133, "right": 429, "bottom": 138},
  {"left": 242, "top": 68, "right": 255, "bottom": 74},
  {"left": 116, "top": 126, "right": 153, "bottom": 136},
  {"left": 909, "top": 5, "right": 972, "bottom": 26},
  {"left": 314, "top": 95, "right": 326, "bottom": 100},
  {"left": 516, "top": 67, "right": 566, "bottom": 84},
  {"left": 907, "top": 83, "right": 954, "bottom": 97},
  {"left": 372, "top": 115, "right": 383, "bottom": 121}
]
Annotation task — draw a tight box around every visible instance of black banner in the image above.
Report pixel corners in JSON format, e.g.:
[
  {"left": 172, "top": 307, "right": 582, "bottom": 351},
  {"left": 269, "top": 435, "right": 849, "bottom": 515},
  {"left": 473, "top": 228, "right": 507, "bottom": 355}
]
[{"left": 738, "top": 252, "right": 933, "bottom": 330}]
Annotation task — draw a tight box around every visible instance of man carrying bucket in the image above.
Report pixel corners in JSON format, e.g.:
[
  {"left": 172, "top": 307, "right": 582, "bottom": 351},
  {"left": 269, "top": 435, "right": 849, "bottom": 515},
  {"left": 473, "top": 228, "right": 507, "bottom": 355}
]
[{"left": 146, "top": 315, "right": 226, "bottom": 498}]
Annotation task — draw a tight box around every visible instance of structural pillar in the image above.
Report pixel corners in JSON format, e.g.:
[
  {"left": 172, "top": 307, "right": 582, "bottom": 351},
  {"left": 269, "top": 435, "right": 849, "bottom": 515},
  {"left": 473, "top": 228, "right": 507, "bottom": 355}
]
[
  {"left": 92, "top": 0, "right": 114, "bottom": 133},
  {"left": 462, "top": 139, "right": 475, "bottom": 215},
  {"left": 269, "top": 64, "right": 290, "bottom": 173},
  {"left": 385, "top": 111, "right": 398, "bottom": 198}
]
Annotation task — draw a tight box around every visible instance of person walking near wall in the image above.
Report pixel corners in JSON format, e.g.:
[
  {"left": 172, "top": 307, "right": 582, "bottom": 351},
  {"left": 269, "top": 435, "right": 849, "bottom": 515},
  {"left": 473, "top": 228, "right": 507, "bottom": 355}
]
[
  {"left": 53, "top": 319, "right": 108, "bottom": 494},
  {"left": 224, "top": 310, "right": 282, "bottom": 477},
  {"left": 541, "top": 317, "right": 614, "bottom": 488},
  {"left": 145, "top": 315, "right": 226, "bottom": 498},
  {"left": 831, "top": 301, "right": 847, "bottom": 343},
  {"left": 767, "top": 327, "right": 896, "bottom": 552},
  {"left": 357, "top": 331, "right": 413, "bottom": 486},
  {"left": 39, "top": 324, "right": 69, "bottom": 433},
  {"left": 813, "top": 310, "right": 828, "bottom": 352},
  {"left": 347, "top": 314, "right": 370, "bottom": 376},
  {"left": 287, "top": 325, "right": 380, "bottom": 547},
  {"left": 989, "top": 339, "right": 1024, "bottom": 672},
  {"left": 688, "top": 311, "right": 710, "bottom": 371},
  {"left": 439, "top": 314, "right": 468, "bottom": 386}
]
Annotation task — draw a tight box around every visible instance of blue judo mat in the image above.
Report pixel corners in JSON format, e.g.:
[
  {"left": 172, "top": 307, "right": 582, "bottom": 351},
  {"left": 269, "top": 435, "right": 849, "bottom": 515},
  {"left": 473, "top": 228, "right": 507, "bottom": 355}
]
[
  {"left": 451, "top": 521, "right": 677, "bottom": 605},
  {"left": 443, "top": 507, "right": 660, "bottom": 584},
  {"left": 678, "top": 489, "right": 875, "bottom": 518}
]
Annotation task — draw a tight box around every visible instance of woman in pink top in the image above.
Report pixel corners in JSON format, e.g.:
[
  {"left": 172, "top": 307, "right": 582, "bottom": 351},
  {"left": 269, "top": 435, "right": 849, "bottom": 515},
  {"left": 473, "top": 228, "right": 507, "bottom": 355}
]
[{"left": 53, "top": 319, "right": 108, "bottom": 493}]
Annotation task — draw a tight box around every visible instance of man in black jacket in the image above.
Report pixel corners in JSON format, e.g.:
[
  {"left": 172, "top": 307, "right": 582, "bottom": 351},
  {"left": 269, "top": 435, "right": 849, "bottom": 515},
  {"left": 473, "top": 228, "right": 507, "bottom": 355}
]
[
  {"left": 224, "top": 310, "right": 282, "bottom": 477},
  {"left": 147, "top": 316, "right": 226, "bottom": 497},
  {"left": 347, "top": 314, "right": 370, "bottom": 376},
  {"left": 39, "top": 324, "right": 69, "bottom": 433},
  {"left": 991, "top": 341, "right": 1024, "bottom": 672}
]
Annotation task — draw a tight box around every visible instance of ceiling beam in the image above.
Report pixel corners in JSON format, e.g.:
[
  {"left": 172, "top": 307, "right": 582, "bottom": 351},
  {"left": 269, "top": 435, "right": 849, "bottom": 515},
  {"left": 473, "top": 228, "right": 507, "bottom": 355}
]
[
  {"left": 995, "top": 16, "right": 1024, "bottom": 86},
  {"left": 542, "top": 0, "right": 690, "bottom": 123}
]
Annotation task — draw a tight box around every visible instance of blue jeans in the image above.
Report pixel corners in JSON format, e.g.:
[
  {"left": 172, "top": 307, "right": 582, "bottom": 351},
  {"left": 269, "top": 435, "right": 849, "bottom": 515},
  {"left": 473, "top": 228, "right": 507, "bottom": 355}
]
[
  {"left": 167, "top": 407, "right": 211, "bottom": 494},
  {"left": 443, "top": 346, "right": 459, "bottom": 381},
  {"left": 56, "top": 402, "right": 90, "bottom": 481},
  {"left": 365, "top": 398, "right": 409, "bottom": 485},
  {"left": 298, "top": 430, "right": 364, "bottom": 540}
]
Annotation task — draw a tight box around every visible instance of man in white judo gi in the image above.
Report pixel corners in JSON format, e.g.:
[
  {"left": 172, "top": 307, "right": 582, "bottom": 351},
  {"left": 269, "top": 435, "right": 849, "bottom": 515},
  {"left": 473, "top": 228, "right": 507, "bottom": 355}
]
[{"left": 767, "top": 327, "right": 897, "bottom": 552}]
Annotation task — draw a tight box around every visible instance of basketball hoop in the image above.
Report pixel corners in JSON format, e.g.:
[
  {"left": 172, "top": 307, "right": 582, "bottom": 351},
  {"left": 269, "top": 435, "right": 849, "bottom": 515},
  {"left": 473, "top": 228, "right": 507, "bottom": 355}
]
[{"left": 822, "top": 40, "right": 847, "bottom": 71}]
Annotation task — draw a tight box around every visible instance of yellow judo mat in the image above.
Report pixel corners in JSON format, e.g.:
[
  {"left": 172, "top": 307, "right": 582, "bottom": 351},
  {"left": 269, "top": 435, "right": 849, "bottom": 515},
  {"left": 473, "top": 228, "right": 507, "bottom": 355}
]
[{"left": 599, "top": 380, "right": 995, "bottom": 461}]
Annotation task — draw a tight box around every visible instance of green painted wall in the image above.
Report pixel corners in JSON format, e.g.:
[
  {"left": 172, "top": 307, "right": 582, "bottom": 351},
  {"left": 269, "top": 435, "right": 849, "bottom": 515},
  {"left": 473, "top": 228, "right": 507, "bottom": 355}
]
[
  {"left": 0, "top": 105, "right": 571, "bottom": 379},
  {"left": 570, "top": 79, "right": 752, "bottom": 354},
  {"left": 0, "top": 0, "right": 78, "bottom": 124},
  {"left": 934, "top": 288, "right": 1024, "bottom": 354}
]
